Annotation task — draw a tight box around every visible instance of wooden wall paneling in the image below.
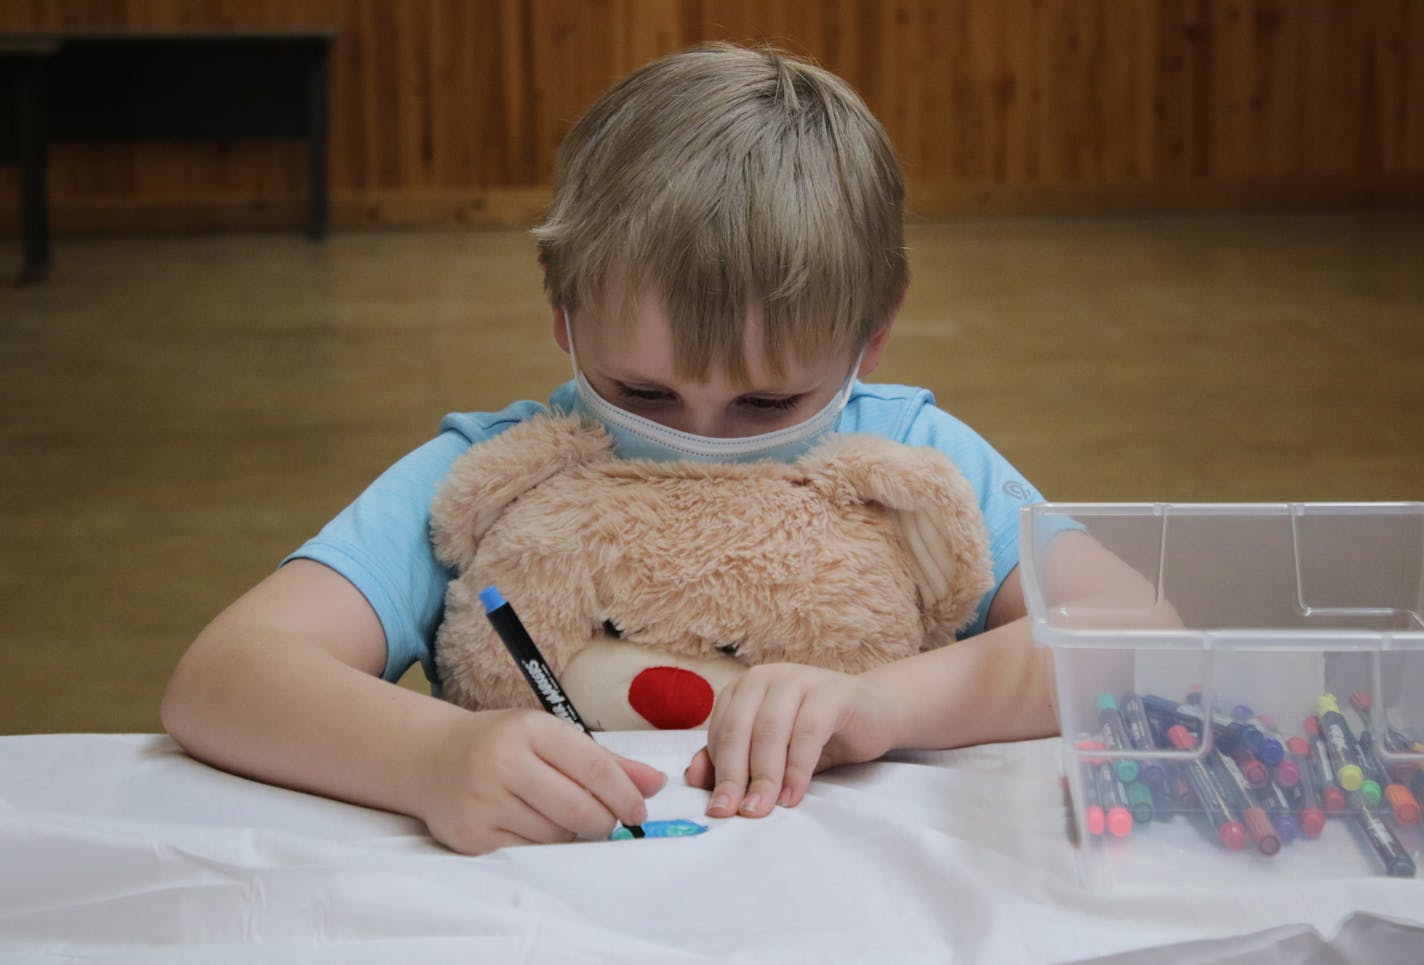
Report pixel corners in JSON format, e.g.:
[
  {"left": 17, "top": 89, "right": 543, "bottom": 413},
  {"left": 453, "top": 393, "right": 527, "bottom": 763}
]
[{"left": 1, "top": 0, "right": 1422, "bottom": 234}]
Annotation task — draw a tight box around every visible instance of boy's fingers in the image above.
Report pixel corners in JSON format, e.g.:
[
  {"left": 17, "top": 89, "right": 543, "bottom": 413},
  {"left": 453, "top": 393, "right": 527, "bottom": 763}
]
[
  {"left": 740, "top": 689, "right": 803, "bottom": 817},
  {"left": 704, "top": 678, "right": 766, "bottom": 817},
  {"left": 616, "top": 754, "right": 670, "bottom": 798},
  {"left": 683, "top": 746, "right": 715, "bottom": 790},
  {"left": 534, "top": 724, "right": 650, "bottom": 831},
  {"left": 781, "top": 699, "right": 838, "bottom": 808}
]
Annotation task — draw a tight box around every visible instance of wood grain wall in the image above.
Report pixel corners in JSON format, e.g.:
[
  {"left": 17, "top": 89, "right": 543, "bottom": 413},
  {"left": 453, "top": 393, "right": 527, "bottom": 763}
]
[{"left": 2, "top": 0, "right": 1422, "bottom": 232}]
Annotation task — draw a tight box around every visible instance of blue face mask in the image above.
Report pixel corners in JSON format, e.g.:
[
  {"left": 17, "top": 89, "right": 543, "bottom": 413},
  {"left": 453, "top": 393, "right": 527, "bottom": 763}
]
[{"left": 565, "top": 315, "right": 862, "bottom": 463}]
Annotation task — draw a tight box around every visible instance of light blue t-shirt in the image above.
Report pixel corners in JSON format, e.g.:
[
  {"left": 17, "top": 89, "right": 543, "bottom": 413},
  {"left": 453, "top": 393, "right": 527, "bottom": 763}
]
[{"left": 286, "top": 381, "right": 1045, "bottom": 688}]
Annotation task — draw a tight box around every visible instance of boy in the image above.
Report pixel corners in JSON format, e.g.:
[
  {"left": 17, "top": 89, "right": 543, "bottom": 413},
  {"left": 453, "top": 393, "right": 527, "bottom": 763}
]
[{"left": 164, "top": 43, "right": 1108, "bottom": 856}]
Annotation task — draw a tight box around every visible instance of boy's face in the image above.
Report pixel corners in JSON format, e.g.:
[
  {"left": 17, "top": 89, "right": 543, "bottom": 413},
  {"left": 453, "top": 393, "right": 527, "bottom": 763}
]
[{"left": 555, "top": 292, "right": 891, "bottom": 439}]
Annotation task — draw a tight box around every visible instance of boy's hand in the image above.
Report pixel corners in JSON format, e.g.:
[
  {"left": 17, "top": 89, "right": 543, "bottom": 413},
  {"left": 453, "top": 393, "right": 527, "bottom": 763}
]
[
  {"left": 683, "top": 664, "right": 899, "bottom": 819},
  {"left": 418, "top": 708, "right": 666, "bottom": 855}
]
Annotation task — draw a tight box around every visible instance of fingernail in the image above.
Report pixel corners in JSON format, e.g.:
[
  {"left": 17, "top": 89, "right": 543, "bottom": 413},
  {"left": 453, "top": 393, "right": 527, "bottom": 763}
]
[
  {"left": 739, "top": 793, "right": 762, "bottom": 815},
  {"left": 632, "top": 804, "right": 648, "bottom": 825},
  {"left": 778, "top": 786, "right": 794, "bottom": 807},
  {"left": 708, "top": 793, "right": 732, "bottom": 814}
]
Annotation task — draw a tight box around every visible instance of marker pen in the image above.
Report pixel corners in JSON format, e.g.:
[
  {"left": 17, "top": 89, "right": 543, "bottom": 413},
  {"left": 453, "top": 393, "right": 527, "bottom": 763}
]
[
  {"left": 1316, "top": 694, "right": 1366, "bottom": 792},
  {"left": 1095, "top": 694, "right": 1141, "bottom": 783},
  {"left": 1283, "top": 736, "right": 1327, "bottom": 837},
  {"left": 1347, "top": 791, "right": 1417, "bottom": 878},
  {"left": 1089, "top": 752, "right": 1134, "bottom": 838},
  {"left": 1304, "top": 717, "right": 1349, "bottom": 814},
  {"left": 1229, "top": 705, "right": 1287, "bottom": 766},
  {"left": 1359, "top": 729, "right": 1421, "bottom": 825},
  {"left": 1124, "top": 780, "right": 1155, "bottom": 825},
  {"left": 1251, "top": 778, "right": 1301, "bottom": 845},
  {"left": 1191, "top": 734, "right": 1279, "bottom": 856},
  {"left": 1143, "top": 694, "right": 1253, "bottom": 756},
  {"left": 1118, "top": 692, "right": 1167, "bottom": 789},
  {"left": 1235, "top": 712, "right": 1297, "bottom": 787},
  {"left": 1352, "top": 691, "right": 1424, "bottom": 781},
  {"left": 1229, "top": 744, "right": 1272, "bottom": 790},
  {"left": 1165, "top": 725, "right": 1247, "bottom": 851},
  {"left": 1076, "top": 738, "right": 1107, "bottom": 836},
  {"left": 479, "top": 585, "right": 645, "bottom": 839}
]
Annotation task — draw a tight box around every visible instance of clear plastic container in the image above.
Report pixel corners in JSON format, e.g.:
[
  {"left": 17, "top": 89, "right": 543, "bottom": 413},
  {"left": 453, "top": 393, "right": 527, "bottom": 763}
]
[{"left": 1020, "top": 502, "right": 1424, "bottom": 886}]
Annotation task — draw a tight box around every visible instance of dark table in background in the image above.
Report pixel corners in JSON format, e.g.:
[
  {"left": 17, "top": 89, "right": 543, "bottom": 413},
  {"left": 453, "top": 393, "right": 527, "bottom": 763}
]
[{"left": 0, "top": 27, "right": 338, "bottom": 283}]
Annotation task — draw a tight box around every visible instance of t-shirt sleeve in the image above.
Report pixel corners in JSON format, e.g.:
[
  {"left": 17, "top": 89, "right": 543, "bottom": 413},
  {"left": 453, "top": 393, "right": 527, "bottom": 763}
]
[{"left": 283, "top": 402, "right": 545, "bottom": 686}]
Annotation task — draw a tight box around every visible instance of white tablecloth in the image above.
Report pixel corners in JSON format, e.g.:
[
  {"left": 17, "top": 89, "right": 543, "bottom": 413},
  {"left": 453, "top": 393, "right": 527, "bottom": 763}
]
[{"left": 2, "top": 731, "right": 1422, "bottom": 963}]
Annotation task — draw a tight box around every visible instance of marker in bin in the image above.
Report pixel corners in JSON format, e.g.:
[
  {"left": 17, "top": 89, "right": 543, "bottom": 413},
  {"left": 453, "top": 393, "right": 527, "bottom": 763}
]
[
  {"left": 1164, "top": 725, "right": 1247, "bottom": 851},
  {"left": 1118, "top": 692, "right": 1166, "bottom": 789},
  {"left": 1315, "top": 694, "right": 1366, "bottom": 792},
  {"left": 1358, "top": 729, "right": 1421, "bottom": 825},
  {"left": 479, "top": 585, "right": 645, "bottom": 839},
  {"left": 1143, "top": 694, "right": 1256, "bottom": 757},
  {"left": 1076, "top": 739, "right": 1107, "bottom": 837},
  {"left": 1251, "top": 777, "right": 1300, "bottom": 845},
  {"left": 1088, "top": 748, "right": 1134, "bottom": 838},
  {"left": 1347, "top": 790, "right": 1417, "bottom": 878},
  {"left": 1351, "top": 692, "right": 1423, "bottom": 785},
  {"left": 1303, "top": 717, "right": 1349, "bottom": 814},
  {"left": 1229, "top": 705, "right": 1286, "bottom": 767},
  {"left": 1094, "top": 694, "right": 1140, "bottom": 783},
  {"left": 1283, "top": 736, "right": 1327, "bottom": 837},
  {"left": 1204, "top": 743, "right": 1281, "bottom": 856}
]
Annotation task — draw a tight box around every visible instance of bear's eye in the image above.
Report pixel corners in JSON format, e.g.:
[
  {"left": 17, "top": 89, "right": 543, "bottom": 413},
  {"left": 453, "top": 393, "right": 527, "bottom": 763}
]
[
  {"left": 716, "top": 642, "right": 740, "bottom": 657},
  {"left": 602, "top": 620, "right": 622, "bottom": 639}
]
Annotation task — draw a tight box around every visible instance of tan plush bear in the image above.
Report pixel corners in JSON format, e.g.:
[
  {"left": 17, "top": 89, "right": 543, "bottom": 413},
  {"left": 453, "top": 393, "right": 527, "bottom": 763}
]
[{"left": 429, "top": 413, "right": 993, "bottom": 730}]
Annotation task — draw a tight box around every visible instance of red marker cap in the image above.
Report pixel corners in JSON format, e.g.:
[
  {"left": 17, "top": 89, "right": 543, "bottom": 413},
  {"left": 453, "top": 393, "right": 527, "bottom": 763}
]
[
  {"left": 1350, "top": 691, "right": 1371, "bottom": 714},
  {"left": 1107, "top": 805, "right": 1133, "bottom": 838},
  {"left": 1219, "top": 820, "right": 1247, "bottom": 851},
  {"left": 1273, "top": 760, "right": 1301, "bottom": 788},
  {"left": 1299, "top": 807, "right": 1326, "bottom": 838},
  {"left": 1242, "top": 807, "right": 1280, "bottom": 856},
  {"left": 1287, "top": 736, "right": 1310, "bottom": 758},
  {"left": 1386, "top": 785, "right": 1421, "bottom": 825},
  {"left": 1085, "top": 804, "right": 1105, "bottom": 836},
  {"left": 1322, "top": 784, "right": 1348, "bottom": 814},
  {"left": 1167, "top": 724, "right": 1196, "bottom": 752},
  {"left": 1304, "top": 715, "right": 1320, "bottom": 737},
  {"left": 1240, "top": 758, "right": 1270, "bottom": 788}
]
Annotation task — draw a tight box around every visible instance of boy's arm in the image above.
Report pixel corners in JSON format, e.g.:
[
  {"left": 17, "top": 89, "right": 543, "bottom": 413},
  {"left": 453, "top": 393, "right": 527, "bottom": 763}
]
[{"left": 161, "top": 559, "right": 662, "bottom": 853}]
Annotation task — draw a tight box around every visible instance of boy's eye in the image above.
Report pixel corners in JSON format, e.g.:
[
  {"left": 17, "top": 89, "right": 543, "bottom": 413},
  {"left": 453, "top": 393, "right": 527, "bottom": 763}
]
[
  {"left": 739, "top": 395, "right": 801, "bottom": 412},
  {"left": 615, "top": 383, "right": 675, "bottom": 405}
]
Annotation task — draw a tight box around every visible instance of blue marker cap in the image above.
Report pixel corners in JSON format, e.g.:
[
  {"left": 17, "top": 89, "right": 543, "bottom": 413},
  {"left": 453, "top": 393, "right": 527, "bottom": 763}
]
[{"left": 478, "top": 585, "right": 507, "bottom": 613}]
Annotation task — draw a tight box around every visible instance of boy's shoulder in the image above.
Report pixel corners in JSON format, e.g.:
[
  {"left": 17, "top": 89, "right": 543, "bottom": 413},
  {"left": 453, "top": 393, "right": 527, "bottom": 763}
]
[
  {"left": 437, "top": 397, "right": 561, "bottom": 445},
  {"left": 843, "top": 382, "right": 976, "bottom": 443}
]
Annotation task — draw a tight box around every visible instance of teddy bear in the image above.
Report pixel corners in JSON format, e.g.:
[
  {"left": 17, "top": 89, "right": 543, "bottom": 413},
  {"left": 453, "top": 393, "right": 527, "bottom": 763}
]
[{"left": 429, "top": 412, "right": 993, "bottom": 731}]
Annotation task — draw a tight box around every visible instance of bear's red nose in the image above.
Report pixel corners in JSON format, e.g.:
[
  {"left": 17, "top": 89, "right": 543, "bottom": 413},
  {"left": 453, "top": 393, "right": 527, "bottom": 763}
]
[{"left": 628, "top": 666, "right": 715, "bottom": 729}]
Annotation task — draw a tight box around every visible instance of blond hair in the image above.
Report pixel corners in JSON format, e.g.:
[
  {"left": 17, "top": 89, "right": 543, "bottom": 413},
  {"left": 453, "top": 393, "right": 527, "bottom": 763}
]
[{"left": 534, "top": 43, "right": 907, "bottom": 383}]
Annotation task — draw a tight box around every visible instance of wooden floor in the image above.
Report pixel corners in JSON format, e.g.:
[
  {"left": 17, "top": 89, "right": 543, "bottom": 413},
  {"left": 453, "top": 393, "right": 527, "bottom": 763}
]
[{"left": 2, "top": 210, "right": 1422, "bottom": 734}]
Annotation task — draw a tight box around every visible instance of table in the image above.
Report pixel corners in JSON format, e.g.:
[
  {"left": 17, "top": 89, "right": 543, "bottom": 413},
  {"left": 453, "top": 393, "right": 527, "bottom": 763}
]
[
  {"left": 0, "top": 28, "right": 337, "bottom": 283},
  {"left": 1, "top": 731, "right": 1421, "bottom": 963}
]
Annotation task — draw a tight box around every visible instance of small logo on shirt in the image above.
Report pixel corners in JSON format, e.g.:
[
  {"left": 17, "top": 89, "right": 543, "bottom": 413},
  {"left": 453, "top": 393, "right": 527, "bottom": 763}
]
[{"left": 1002, "top": 480, "right": 1034, "bottom": 501}]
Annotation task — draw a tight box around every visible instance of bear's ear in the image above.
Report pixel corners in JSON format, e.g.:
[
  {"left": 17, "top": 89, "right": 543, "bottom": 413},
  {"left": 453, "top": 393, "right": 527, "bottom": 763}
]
[
  {"left": 430, "top": 413, "right": 613, "bottom": 571},
  {"left": 801, "top": 435, "right": 994, "bottom": 635}
]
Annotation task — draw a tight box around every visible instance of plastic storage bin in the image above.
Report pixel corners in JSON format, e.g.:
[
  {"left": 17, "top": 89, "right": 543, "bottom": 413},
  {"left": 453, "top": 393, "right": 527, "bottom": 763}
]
[{"left": 1020, "top": 502, "right": 1424, "bottom": 886}]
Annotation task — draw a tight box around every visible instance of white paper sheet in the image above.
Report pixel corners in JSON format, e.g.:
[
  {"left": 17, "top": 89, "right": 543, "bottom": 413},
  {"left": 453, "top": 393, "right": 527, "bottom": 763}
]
[{"left": 1, "top": 732, "right": 1421, "bottom": 963}]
